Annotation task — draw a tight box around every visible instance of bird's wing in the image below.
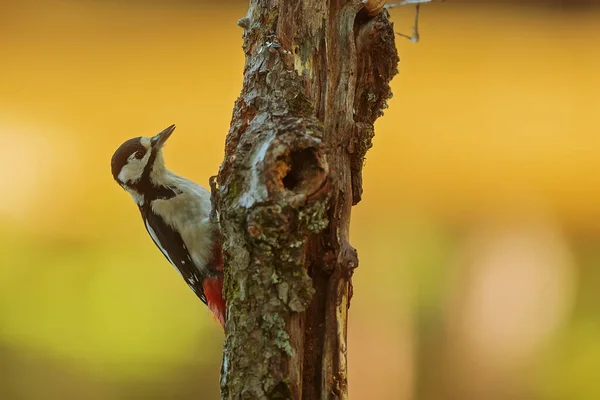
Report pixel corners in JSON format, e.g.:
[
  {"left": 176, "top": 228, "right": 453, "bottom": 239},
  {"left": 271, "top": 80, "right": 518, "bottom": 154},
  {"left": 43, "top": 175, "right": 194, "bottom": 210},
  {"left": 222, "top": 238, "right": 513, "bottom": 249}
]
[{"left": 141, "top": 207, "right": 208, "bottom": 304}]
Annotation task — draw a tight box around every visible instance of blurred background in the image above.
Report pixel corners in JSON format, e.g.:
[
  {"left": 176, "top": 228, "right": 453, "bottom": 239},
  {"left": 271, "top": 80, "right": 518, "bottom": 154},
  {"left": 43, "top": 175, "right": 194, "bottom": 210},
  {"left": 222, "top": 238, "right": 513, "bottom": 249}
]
[{"left": 1, "top": 0, "right": 599, "bottom": 399}]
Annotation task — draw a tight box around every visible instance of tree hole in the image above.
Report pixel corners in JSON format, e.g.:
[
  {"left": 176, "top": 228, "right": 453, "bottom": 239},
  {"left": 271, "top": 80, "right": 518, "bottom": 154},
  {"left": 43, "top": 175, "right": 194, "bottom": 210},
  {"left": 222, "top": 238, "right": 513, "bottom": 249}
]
[{"left": 282, "top": 149, "right": 321, "bottom": 192}]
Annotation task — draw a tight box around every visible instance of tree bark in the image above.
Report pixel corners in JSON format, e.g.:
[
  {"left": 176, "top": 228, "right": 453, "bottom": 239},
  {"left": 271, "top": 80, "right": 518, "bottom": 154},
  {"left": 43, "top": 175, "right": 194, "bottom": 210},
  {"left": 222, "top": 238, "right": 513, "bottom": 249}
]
[{"left": 214, "top": 1, "right": 398, "bottom": 398}]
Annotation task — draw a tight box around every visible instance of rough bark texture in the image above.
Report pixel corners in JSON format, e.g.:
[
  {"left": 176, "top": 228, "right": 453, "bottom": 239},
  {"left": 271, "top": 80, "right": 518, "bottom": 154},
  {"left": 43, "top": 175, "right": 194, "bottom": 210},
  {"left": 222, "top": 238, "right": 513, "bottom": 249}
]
[{"left": 215, "top": 1, "right": 398, "bottom": 399}]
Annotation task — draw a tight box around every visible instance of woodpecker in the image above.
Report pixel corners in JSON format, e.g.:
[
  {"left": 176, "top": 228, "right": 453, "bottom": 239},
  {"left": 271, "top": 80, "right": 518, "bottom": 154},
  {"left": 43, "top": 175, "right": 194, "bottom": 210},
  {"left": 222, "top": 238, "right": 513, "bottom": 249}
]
[{"left": 111, "top": 124, "right": 225, "bottom": 327}]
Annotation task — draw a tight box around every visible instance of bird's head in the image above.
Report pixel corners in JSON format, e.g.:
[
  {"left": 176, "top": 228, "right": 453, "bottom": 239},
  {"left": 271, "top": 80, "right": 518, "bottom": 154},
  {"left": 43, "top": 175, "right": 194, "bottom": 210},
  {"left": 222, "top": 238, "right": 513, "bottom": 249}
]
[{"left": 111, "top": 124, "right": 176, "bottom": 195}]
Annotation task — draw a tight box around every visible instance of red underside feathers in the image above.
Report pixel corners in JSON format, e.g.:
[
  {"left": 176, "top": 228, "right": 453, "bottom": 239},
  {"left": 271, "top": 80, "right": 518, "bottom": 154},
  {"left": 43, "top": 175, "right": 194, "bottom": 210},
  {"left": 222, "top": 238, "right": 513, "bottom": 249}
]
[{"left": 203, "top": 276, "right": 226, "bottom": 328}]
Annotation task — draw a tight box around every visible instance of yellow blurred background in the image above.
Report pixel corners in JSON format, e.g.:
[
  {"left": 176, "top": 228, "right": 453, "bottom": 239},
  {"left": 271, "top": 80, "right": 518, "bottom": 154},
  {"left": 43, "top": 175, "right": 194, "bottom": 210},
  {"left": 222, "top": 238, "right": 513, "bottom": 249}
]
[{"left": 1, "top": 1, "right": 599, "bottom": 399}]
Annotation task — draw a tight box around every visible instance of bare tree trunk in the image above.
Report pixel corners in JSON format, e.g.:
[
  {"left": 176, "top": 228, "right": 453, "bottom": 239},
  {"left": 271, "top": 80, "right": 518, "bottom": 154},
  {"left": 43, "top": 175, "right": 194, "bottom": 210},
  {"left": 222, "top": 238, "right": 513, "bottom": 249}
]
[{"left": 214, "top": 1, "right": 398, "bottom": 398}]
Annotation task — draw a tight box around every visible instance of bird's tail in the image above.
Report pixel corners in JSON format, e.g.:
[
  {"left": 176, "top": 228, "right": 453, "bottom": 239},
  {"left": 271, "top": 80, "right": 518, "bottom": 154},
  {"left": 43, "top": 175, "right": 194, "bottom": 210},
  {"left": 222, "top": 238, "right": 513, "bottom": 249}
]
[{"left": 203, "top": 276, "right": 226, "bottom": 328}]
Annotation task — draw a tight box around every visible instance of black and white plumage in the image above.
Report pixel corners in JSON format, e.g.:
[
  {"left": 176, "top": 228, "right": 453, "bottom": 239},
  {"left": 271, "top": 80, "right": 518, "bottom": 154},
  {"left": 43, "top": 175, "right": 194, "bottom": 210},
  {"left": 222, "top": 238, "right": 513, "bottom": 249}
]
[{"left": 111, "top": 125, "right": 225, "bottom": 326}]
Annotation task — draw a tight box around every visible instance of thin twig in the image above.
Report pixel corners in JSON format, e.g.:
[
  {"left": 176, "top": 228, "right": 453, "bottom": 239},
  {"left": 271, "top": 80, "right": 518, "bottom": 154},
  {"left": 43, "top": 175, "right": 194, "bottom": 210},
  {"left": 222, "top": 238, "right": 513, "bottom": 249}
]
[
  {"left": 395, "top": 4, "right": 421, "bottom": 43},
  {"left": 385, "top": 0, "right": 433, "bottom": 8}
]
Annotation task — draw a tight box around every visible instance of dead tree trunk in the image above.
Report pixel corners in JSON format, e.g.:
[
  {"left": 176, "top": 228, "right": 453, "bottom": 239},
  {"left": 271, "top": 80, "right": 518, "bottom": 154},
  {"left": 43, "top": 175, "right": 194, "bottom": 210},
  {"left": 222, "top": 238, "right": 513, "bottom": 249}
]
[{"left": 214, "top": 1, "right": 398, "bottom": 398}]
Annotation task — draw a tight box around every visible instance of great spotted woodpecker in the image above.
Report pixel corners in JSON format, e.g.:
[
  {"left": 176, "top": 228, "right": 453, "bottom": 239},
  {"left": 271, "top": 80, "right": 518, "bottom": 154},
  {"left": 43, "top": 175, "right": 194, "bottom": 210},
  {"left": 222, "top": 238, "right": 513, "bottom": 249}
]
[{"left": 110, "top": 125, "right": 225, "bottom": 327}]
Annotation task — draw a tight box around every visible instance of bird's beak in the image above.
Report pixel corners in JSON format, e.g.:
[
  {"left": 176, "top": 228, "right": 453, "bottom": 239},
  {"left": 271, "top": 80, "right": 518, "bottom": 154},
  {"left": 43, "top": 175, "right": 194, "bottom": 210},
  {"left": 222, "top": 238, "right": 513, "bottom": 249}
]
[{"left": 151, "top": 124, "right": 176, "bottom": 149}]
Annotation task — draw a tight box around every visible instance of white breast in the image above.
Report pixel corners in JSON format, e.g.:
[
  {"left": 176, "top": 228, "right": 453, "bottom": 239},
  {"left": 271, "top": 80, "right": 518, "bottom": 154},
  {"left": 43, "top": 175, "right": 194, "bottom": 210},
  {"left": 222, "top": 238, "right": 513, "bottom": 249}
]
[{"left": 150, "top": 177, "right": 215, "bottom": 273}]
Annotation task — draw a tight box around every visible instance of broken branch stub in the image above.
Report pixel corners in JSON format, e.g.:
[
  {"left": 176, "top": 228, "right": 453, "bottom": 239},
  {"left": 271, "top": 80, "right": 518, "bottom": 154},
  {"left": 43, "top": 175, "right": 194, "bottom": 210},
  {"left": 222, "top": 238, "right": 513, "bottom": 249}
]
[{"left": 216, "top": 0, "right": 399, "bottom": 398}]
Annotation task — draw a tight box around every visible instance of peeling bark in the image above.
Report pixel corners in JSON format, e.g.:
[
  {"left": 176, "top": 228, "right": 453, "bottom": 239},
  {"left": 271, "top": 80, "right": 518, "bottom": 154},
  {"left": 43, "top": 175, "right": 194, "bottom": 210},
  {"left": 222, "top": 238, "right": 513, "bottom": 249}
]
[{"left": 215, "top": 1, "right": 398, "bottom": 399}]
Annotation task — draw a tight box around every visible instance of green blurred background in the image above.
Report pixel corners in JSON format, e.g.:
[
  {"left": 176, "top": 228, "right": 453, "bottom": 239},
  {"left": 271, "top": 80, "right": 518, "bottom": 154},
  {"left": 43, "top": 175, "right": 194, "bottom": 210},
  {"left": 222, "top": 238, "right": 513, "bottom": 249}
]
[{"left": 1, "top": 0, "right": 599, "bottom": 399}]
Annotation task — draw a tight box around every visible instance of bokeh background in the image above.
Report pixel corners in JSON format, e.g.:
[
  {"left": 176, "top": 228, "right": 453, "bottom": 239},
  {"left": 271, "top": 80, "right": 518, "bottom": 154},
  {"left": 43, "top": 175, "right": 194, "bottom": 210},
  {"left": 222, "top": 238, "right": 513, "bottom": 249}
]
[{"left": 1, "top": 0, "right": 599, "bottom": 399}]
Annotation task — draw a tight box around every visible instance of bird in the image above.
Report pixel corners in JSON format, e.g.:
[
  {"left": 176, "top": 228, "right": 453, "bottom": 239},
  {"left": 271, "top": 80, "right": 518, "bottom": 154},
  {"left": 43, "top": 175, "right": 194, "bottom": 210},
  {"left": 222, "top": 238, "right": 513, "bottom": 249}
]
[{"left": 111, "top": 124, "right": 225, "bottom": 327}]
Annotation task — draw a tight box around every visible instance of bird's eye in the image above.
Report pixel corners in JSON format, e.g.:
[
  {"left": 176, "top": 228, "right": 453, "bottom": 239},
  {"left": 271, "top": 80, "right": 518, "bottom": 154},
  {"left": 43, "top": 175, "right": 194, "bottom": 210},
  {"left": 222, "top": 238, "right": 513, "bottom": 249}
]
[{"left": 134, "top": 151, "right": 145, "bottom": 159}]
